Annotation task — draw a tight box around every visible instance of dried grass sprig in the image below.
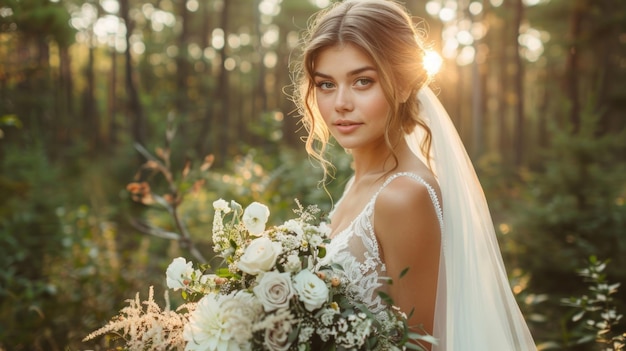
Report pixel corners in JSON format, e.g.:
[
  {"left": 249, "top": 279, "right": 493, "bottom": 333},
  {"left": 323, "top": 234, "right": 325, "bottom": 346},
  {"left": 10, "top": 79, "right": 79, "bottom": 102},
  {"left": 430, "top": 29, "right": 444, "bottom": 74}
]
[{"left": 83, "top": 286, "right": 192, "bottom": 351}]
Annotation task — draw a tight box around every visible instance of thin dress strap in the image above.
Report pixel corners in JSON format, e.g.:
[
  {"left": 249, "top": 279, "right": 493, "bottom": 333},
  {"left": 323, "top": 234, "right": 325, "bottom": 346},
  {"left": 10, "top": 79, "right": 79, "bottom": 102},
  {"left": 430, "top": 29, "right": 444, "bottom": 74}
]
[{"left": 371, "top": 172, "right": 444, "bottom": 232}]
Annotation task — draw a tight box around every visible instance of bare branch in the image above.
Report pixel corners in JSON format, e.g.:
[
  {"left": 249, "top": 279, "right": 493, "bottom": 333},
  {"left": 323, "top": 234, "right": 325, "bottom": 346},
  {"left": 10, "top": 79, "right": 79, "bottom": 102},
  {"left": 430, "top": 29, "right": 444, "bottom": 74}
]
[{"left": 129, "top": 218, "right": 181, "bottom": 241}]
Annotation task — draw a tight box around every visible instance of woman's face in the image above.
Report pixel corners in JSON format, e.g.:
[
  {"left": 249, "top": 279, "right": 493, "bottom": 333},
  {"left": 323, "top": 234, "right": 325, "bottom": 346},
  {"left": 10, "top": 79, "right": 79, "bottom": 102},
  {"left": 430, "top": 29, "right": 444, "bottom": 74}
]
[{"left": 312, "top": 43, "right": 391, "bottom": 151}]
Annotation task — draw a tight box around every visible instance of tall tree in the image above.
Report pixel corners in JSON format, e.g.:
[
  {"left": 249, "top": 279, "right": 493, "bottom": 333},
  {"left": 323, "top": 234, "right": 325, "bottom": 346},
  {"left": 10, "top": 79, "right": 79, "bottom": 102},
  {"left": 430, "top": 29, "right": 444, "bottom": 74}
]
[
  {"left": 194, "top": 0, "right": 215, "bottom": 156},
  {"left": 108, "top": 36, "right": 118, "bottom": 146},
  {"left": 564, "top": 0, "right": 585, "bottom": 133},
  {"left": 119, "top": 0, "right": 146, "bottom": 146},
  {"left": 82, "top": 3, "right": 99, "bottom": 149},
  {"left": 512, "top": 0, "right": 525, "bottom": 167},
  {"left": 176, "top": 0, "right": 191, "bottom": 129},
  {"left": 215, "top": 0, "right": 231, "bottom": 163}
]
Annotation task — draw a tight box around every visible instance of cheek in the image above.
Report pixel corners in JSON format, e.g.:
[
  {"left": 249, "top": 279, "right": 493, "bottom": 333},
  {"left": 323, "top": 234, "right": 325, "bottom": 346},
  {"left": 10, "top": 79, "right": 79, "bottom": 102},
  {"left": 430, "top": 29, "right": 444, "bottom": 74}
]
[
  {"left": 315, "top": 95, "right": 333, "bottom": 123},
  {"left": 372, "top": 94, "right": 390, "bottom": 114},
  {"left": 362, "top": 93, "right": 390, "bottom": 122}
]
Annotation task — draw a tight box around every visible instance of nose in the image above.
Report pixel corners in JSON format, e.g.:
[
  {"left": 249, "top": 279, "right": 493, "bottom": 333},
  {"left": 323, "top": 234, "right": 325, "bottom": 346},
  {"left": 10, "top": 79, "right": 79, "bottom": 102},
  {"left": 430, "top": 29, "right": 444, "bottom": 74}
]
[{"left": 335, "top": 86, "right": 354, "bottom": 112}]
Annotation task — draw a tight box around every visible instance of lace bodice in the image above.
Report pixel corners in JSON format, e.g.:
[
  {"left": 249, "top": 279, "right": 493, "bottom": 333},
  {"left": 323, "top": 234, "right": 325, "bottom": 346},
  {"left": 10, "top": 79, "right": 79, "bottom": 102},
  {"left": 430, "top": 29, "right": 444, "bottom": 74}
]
[{"left": 319, "top": 172, "right": 443, "bottom": 314}]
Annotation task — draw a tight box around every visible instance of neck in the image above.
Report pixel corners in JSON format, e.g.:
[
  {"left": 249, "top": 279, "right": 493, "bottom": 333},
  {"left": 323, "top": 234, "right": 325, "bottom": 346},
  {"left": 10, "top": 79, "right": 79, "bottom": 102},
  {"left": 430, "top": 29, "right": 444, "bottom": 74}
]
[{"left": 350, "top": 136, "right": 412, "bottom": 181}]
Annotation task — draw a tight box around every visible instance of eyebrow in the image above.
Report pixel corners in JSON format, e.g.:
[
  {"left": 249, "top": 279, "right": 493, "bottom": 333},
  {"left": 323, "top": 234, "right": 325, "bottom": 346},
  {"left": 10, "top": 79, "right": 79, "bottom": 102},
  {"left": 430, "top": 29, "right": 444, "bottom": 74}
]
[{"left": 313, "top": 66, "right": 377, "bottom": 79}]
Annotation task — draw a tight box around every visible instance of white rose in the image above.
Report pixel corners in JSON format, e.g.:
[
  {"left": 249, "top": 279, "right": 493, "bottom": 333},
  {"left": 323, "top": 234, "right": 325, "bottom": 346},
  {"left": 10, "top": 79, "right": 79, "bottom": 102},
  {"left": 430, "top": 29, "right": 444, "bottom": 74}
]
[
  {"left": 165, "top": 257, "right": 194, "bottom": 290},
  {"left": 253, "top": 271, "right": 295, "bottom": 312},
  {"left": 242, "top": 202, "right": 270, "bottom": 235},
  {"left": 293, "top": 269, "right": 329, "bottom": 311},
  {"left": 238, "top": 237, "right": 282, "bottom": 275},
  {"left": 212, "top": 198, "right": 231, "bottom": 213},
  {"left": 264, "top": 309, "right": 295, "bottom": 351}
]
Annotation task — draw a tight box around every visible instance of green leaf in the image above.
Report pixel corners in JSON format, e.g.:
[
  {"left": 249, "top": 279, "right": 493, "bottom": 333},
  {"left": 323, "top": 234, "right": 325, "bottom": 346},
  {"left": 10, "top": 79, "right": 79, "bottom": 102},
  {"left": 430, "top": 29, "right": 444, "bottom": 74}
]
[
  {"left": 377, "top": 291, "right": 395, "bottom": 306},
  {"left": 572, "top": 310, "right": 585, "bottom": 322},
  {"left": 399, "top": 266, "right": 410, "bottom": 279},
  {"left": 318, "top": 246, "right": 326, "bottom": 258}
]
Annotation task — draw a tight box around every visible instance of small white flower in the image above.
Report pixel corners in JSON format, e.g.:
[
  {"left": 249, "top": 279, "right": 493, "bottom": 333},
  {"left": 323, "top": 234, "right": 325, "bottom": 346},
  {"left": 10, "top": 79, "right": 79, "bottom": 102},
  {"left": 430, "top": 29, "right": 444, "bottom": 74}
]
[
  {"left": 281, "top": 219, "right": 304, "bottom": 237},
  {"left": 298, "top": 325, "right": 315, "bottom": 343},
  {"left": 165, "top": 257, "right": 194, "bottom": 291},
  {"left": 238, "top": 237, "right": 282, "bottom": 275},
  {"left": 337, "top": 317, "right": 349, "bottom": 333},
  {"left": 293, "top": 269, "right": 329, "bottom": 311},
  {"left": 308, "top": 234, "right": 323, "bottom": 247},
  {"left": 318, "top": 222, "right": 332, "bottom": 237},
  {"left": 319, "top": 307, "right": 338, "bottom": 326},
  {"left": 212, "top": 198, "right": 231, "bottom": 213},
  {"left": 253, "top": 271, "right": 295, "bottom": 312},
  {"left": 284, "top": 254, "right": 302, "bottom": 273},
  {"left": 279, "top": 235, "right": 300, "bottom": 251},
  {"left": 242, "top": 202, "right": 270, "bottom": 235},
  {"left": 193, "top": 274, "right": 220, "bottom": 293}
]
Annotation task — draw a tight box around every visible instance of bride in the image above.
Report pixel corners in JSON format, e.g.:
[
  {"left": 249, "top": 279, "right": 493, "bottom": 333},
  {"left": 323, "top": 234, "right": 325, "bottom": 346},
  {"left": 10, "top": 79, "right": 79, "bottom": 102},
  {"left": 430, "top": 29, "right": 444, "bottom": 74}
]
[{"left": 291, "top": 0, "right": 537, "bottom": 350}]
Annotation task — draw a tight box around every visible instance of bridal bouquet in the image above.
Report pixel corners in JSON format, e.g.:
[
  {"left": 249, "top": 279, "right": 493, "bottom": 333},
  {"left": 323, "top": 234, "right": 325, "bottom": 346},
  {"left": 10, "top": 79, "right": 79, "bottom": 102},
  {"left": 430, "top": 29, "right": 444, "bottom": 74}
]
[{"left": 85, "top": 199, "right": 431, "bottom": 351}]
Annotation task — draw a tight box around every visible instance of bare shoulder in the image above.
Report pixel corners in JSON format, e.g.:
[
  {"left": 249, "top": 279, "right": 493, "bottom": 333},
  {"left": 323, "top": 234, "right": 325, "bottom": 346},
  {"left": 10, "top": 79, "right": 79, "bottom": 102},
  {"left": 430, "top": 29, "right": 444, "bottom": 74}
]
[
  {"left": 373, "top": 173, "right": 441, "bottom": 336},
  {"left": 373, "top": 173, "right": 442, "bottom": 247},
  {"left": 375, "top": 173, "right": 441, "bottom": 219}
]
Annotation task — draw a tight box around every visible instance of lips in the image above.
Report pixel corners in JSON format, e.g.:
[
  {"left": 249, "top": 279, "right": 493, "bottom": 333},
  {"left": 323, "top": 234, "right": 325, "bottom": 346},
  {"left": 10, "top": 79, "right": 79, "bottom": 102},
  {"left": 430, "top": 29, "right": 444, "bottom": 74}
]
[{"left": 333, "top": 120, "right": 362, "bottom": 134}]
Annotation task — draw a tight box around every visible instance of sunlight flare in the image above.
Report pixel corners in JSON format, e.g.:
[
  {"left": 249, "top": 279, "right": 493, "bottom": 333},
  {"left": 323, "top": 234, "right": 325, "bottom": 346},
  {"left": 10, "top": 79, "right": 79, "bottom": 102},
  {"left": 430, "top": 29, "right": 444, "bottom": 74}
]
[{"left": 423, "top": 49, "right": 444, "bottom": 76}]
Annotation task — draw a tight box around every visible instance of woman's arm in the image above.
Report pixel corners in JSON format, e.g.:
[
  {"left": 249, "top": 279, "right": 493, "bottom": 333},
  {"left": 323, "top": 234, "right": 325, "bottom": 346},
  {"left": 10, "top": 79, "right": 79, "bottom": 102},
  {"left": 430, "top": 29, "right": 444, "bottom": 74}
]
[{"left": 374, "top": 176, "right": 441, "bottom": 337}]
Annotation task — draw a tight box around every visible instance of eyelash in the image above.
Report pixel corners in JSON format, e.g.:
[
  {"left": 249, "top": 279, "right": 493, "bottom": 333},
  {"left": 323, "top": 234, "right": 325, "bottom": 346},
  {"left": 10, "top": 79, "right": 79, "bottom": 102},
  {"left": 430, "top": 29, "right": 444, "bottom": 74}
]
[
  {"left": 315, "top": 78, "right": 373, "bottom": 90},
  {"left": 355, "top": 78, "right": 372, "bottom": 86},
  {"left": 316, "top": 81, "right": 334, "bottom": 89}
]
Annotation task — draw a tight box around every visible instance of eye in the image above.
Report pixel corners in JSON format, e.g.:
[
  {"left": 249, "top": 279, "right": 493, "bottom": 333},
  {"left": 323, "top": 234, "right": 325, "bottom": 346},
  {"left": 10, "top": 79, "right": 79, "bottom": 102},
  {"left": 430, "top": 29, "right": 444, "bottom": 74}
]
[
  {"left": 315, "top": 81, "right": 335, "bottom": 90},
  {"left": 354, "top": 78, "right": 373, "bottom": 87}
]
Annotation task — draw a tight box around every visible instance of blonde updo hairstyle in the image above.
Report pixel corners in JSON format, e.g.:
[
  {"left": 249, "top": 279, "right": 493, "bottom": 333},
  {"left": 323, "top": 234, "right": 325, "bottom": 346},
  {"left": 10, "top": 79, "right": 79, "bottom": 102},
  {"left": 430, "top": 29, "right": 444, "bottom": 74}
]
[{"left": 292, "top": 0, "right": 432, "bottom": 181}]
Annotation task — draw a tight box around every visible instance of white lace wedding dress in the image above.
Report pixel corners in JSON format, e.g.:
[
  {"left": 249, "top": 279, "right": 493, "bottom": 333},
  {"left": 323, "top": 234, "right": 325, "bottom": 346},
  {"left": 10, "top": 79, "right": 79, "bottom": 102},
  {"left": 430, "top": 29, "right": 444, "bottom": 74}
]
[
  {"left": 317, "top": 88, "right": 537, "bottom": 350},
  {"left": 319, "top": 172, "right": 443, "bottom": 317}
]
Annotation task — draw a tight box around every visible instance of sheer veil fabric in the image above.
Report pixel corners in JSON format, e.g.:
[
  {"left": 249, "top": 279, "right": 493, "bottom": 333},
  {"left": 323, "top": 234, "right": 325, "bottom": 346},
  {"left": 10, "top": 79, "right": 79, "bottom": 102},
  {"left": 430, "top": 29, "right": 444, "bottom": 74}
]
[{"left": 406, "top": 87, "right": 537, "bottom": 350}]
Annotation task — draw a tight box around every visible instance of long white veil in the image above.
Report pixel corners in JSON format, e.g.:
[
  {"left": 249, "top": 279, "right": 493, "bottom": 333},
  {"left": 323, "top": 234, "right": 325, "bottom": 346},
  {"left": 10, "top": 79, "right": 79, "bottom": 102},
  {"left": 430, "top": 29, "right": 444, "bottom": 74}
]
[{"left": 406, "top": 87, "right": 537, "bottom": 350}]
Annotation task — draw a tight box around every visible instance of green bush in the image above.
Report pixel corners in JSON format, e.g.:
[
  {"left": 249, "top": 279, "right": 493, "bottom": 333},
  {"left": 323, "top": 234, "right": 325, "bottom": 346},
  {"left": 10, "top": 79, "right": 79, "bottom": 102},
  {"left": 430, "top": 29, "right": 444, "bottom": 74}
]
[{"left": 502, "top": 112, "right": 626, "bottom": 347}]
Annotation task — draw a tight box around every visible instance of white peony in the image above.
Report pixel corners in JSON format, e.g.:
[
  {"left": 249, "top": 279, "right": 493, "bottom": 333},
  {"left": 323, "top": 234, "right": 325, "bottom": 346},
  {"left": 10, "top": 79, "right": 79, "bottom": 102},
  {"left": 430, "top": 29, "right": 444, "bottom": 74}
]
[
  {"left": 183, "top": 291, "right": 261, "bottom": 351},
  {"left": 165, "top": 257, "right": 194, "bottom": 291},
  {"left": 253, "top": 271, "right": 295, "bottom": 312},
  {"left": 242, "top": 202, "right": 270, "bottom": 235},
  {"left": 238, "top": 237, "right": 282, "bottom": 275},
  {"left": 293, "top": 269, "right": 329, "bottom": 311},
  {"left": 212, "top": 198, "right": 231, "bottom": 213}
]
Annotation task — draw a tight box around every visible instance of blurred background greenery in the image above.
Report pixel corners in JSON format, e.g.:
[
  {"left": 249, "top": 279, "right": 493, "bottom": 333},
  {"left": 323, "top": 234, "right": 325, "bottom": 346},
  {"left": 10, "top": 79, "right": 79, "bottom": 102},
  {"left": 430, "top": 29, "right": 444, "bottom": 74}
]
[{"left": 0, "top": 0, "right": 625, "bottom": 350}]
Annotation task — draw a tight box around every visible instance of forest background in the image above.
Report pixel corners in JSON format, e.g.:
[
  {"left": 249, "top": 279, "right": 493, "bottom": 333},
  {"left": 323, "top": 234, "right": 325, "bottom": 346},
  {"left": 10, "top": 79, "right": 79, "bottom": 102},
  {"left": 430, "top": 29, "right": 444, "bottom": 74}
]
[{"left": 1, "top": 0, "right": 625, "bottom": 350}]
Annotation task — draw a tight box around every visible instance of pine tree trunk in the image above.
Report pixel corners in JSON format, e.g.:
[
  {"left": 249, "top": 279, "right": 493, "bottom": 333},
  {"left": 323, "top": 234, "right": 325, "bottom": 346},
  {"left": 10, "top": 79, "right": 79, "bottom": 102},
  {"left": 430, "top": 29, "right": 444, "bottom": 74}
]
[
  {"left": 497, "top": 8, "right": 509, "bottom": 165},
  {"left": 216, "top": 0, "right": 230, "bottom": 163},
  {"left": 195, "top": 0, "right": 214, "bottom": 156},
  {"left": 176, "top": 0, "right": 190, "bottom": 137},
  {"left": 120, "top": 0, "right": 146, "bottom": 146},
  {"left": 512, "top": 0, "right": 525, "bottom": 167},
  {"left": 565, "top": 0, "right": 585, "bottom": 133}
]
